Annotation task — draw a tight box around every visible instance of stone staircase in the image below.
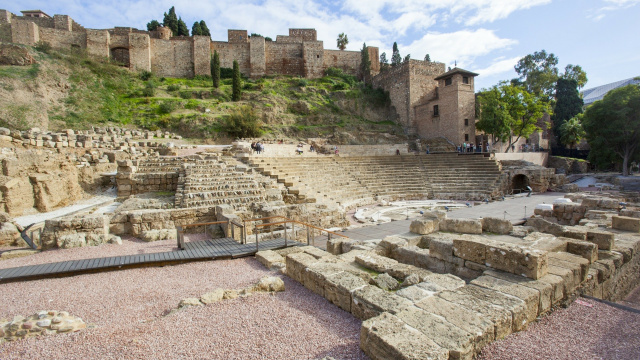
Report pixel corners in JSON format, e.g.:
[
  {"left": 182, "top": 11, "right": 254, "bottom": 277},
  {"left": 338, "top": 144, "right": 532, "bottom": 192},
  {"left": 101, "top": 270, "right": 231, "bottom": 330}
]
[
  {"left": 247, "top": 154, "right": 502, "bottom": 209},
  {"left": 174, "top": 157, "right": 279, "bottom": 209}
]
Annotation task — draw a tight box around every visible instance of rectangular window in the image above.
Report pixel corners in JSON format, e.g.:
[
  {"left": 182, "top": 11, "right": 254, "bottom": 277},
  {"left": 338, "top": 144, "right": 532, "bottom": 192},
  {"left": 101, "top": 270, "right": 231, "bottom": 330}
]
[
  {"left": 462, "top": 76, "right": 469, "bottom": 84},
  {"left": 465, "top": 134, "right": 469, "bottom": 141},
  {"left": 445, "top": 78, "right": 452, "bottom": 86},
  {"left": 464, "top": 119, "right": 469, "bottom": 126},
  {"left": 433, "top": 105, "right": 439, "bottom": 116}
]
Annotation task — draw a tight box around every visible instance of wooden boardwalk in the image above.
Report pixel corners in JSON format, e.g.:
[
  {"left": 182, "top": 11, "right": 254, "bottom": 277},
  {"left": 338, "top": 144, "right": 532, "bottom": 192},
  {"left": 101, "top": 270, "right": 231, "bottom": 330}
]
[{"left": 0, "top": 237, "right": 301, "bottom": 284}]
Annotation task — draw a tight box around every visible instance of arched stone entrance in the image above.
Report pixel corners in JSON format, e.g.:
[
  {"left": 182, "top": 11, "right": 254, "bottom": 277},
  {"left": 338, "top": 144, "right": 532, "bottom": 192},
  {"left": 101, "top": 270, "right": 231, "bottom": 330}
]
[
  {"left": 110, "top": 47, "right": 130, "bottom": 67},
  {"left": 511, "top": 174, "right": 530, "bottom": 193}
]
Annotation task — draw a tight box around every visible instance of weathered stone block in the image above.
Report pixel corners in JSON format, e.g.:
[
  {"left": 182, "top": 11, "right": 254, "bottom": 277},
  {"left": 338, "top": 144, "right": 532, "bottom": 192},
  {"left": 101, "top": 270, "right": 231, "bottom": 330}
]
[
  {"left": 355, "top": 253, "right": 398, "bottom": 273},
  {"left": 285, "top": 252, "right": 317, "bottom": 284},
  {"left": 324, "top": 271, "right": 367, "bottom": 312},
  {"left": 305, "top": 263, "right": 342, "bottom": 297},
  {"left": 440, "top": 218, "right": 482, "bottom": 234},
  {"left": 565, "top": 238, "right": 598, "bottom": 263},
  {"left": 525, "top": 217, "right": 564, "bottom": 236},
  {"left": 255, "top": 250, "right": 285, "bottom": 270},
  {"left": 429, "top": 235, "right": 455, "bottom": 262},
  {"left": 360, "top": 312, "right": 449, "bottom": 360},
  {"left": 351, "top": 285, "right": 413, "bottom": 320},
  {"left": 459, "top": 284, "right": 529, "bottom": 332},
  {"left": 586, "top": 230, "right": 615, "bottom": 250},
  {"left": 410, "top": 218, "right": 439, "bottom": 235},
  {"left": 612, "top": 215, "right": 640, "bottom": 232},
  {"left": 417, "top": 273, "right": 466, "bottom": 294},
  {"left": 484, "top": 270, "right": 553, "bottom": 315},
  {"left": 471, "top": 276, "right": 540, "bottom": 324},
  {"left": 452, "top": 237, "right": 486, "bottom": 264},
  {"left": 482, "top": 217, "right": 513, "bottom": 235}
]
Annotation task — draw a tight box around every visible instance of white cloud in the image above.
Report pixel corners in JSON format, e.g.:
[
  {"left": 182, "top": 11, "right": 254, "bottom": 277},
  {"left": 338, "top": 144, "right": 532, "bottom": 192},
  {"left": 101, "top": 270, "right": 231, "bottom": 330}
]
[
  {"left": 471, "top": 56, "right": 521, "bottom": 77},
  {"left": 402, "top": 29, "right": 517, "bottom": 68},
  {"left": 588, "top": 0, "right": 640, "bottom": 20}
]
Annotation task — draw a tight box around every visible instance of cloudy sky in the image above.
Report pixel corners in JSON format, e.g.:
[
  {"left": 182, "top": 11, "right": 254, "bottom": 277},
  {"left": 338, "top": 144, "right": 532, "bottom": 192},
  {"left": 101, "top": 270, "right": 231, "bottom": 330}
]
[{"left": 4, "top": 0, "right": 639, "bottom": 90}]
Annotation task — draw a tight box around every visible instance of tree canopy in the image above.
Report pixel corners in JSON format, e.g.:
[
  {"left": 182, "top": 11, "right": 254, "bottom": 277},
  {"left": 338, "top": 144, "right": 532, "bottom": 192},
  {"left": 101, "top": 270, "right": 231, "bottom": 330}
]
[
  {"left": 147, "top": 20, "right": 161, "bottom": 31},
  {"left": 476, "top": 83, "right": 552, "bottom": 152},
  {"left": 336, "top": 33, "right": 348, "bottom": 50},
  {"left": 162, "top": 6, "right": 179, "bottom": 35},
  {"left": 424, "top": 54, "right": 431, "bottom": 62},
  {"left": 360, "top": 43, "right": 371, "bottom": 83},
  {"left": 552, "top": 78, "right": 584, "bottom": 143},
  {"left": 559, "top": 114, "right": 586, "bottom": 155},
  {"left": 176, "top": 17, "right": 189, "bottom": 36},
  {"left": 514, "top": 50, "right": 559, "bottom": 99},
  {"left": 583, "top": 83, "right": 640, "bottom": 175}
]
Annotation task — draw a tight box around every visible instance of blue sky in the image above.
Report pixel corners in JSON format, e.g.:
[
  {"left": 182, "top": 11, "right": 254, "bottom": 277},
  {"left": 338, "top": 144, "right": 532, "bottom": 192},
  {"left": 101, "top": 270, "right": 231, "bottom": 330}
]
[{"left": 3, "top": 0, "right": 639, "bottom": 90}]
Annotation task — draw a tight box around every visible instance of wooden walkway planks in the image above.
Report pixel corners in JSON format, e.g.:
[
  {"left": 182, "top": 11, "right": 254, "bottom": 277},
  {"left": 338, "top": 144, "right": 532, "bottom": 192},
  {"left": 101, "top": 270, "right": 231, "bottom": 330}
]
[{"left": 0, "top": 237, "right": 301, "bottom": 283}]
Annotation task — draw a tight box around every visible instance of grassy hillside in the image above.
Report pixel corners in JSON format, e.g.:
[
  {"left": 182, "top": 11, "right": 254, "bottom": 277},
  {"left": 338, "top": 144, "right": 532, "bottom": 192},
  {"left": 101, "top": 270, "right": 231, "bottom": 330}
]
[{"left": 0, "top": 44, "right": 405, "bottom": 143}]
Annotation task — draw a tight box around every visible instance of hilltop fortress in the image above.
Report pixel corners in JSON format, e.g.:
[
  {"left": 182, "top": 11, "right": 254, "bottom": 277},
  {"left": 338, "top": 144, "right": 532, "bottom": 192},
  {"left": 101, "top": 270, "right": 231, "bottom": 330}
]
[{"left": 0, "top": 9, "right": 477, "bottom": 144}]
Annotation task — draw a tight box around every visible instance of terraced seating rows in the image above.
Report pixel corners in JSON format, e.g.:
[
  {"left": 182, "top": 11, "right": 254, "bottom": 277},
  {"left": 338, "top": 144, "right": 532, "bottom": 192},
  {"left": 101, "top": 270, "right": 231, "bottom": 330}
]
[{"left": 248, "top": 154, "right": 502, "bottom": 208}]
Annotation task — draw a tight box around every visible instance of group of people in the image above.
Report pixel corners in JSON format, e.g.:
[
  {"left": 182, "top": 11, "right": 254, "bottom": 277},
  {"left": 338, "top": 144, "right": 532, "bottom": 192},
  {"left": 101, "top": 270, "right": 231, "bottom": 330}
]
[
  {"left": 458, "top": 142, "right": 489, "bottom": 153},
  {"left": 250, "top": 142, "right": 264, "bottom": 154}
]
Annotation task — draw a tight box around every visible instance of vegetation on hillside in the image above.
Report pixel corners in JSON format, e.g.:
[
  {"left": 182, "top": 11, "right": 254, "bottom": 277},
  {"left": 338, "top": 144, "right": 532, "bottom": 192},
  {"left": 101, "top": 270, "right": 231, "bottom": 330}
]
[{"left": 0, "top": 44, "right": 401, "bottom": 143}]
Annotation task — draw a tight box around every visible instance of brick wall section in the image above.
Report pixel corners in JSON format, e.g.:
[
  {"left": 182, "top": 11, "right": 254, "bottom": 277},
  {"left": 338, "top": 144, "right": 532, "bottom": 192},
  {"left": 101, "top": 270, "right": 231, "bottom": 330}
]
[
  {"left": 129, "top": 33, "right": 151, "bottom": 72},
  {"left": 193, "top": 36, "right": 210, "bottom": 76},
  {"left": 303, "top": 41, "right": 324, "bottom": 78},
  {"left": 265, "top": 42, "right": 303, "bottom": 76},
  {"left": 323, "top": 49, "right": 359, "bottom": 75},
  {"left": 86, "top": 29, "right": 110, "bottom": 57},
  {"left": 289, "top": 28, "right": 316, "bottom": 41},
  {"left": 372, "top": 64, "right": 412, "bottom": 131},
  {"left": 11, "top": 20, "right": 39, "bottom": 45},
  {"left": 39, "top": 27, "right": 85, "bottom": 49},
  {"left": 249, "top": 36, "right": 266, "bottom": 77},
  {"left": 54, "top": 15, "right": 72, "bottom": 31}
]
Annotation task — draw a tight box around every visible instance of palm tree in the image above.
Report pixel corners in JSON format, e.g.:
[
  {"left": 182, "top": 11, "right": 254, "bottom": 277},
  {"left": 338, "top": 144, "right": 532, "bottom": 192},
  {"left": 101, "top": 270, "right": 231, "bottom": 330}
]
[
  {"left": 559, "top": 114, "right": 586, "bottom": 157},
  {"left": 336, "top": 33, "right": 349, "bottom": 50}
]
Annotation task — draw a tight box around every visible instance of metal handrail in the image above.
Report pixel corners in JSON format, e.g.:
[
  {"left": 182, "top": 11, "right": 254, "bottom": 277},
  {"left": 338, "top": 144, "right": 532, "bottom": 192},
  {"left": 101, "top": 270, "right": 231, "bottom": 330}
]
[
  {"left": 251, "top": 216, "right": 349, "bottom": 251},
  {"left": 176, "top": 220, "right": 245, "bottom": 249}
]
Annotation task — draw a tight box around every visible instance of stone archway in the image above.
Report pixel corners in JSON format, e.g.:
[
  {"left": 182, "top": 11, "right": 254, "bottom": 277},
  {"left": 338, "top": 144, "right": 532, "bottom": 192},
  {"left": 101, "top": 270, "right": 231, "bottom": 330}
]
[
  {"left": 110, "top": 47, "right": 130, "bottom": 67},
  {"left": 511, "top": 174, "right": 530, "bottom": 193}
]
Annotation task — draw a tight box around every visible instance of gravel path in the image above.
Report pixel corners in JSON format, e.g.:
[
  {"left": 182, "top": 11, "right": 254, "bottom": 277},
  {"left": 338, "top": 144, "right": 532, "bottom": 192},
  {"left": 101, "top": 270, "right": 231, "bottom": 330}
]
[
  {"left": 477, "top": 297, "right": 640, "bottom": 360},
  {"left": 0, "top": 256, "right": 366, "bottom": 360}
]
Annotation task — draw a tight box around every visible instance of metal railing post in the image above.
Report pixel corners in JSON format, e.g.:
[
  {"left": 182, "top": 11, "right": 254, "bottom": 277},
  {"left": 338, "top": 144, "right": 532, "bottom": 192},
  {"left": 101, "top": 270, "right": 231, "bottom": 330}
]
[
  {"left": 306, "top": 226, "right": 310, "bottom": 245},
  {"left": 227, "top": 219, "right": 231, "bottom": 238},
  {"left": 255, "top": 227, "right": 259, "bottom": 252},
  {"left": 284, "top": 222, "right": 288, "bottom": 247},
  {"left": 231, "top": 222, "right": 235, "bottom": 239},
  {"left": 243, "top": 220, "right": 247, "bottom": 244}
]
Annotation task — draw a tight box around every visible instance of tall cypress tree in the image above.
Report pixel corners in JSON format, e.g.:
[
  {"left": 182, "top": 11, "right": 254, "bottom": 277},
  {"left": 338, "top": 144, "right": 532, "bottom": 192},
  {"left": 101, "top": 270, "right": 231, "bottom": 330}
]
[
  {"left": 232, "top": 60, "right": 242, "bottom": 101},
  {"left": 177, "top": 17, "right": 189, "bottom": 36},
  {"left": 199, "top": 20, "right": 211, "bottom": 37},
  {"left": 360, "top": 43, "right": 371, "bottom": 83},
  {"left": 162, "top": 6, "right": 178, "bottom": 35},
  {"left": 192, "top": 22, "right": 202, "bottom": 36},
  {"left": 211, "top": 50, "right": 220, "bottom": 88},
  {"left": 391, "top": 42, "right": 402, "bottom": 66},
  {"left": 553, "top": 78, "right": 583, "bottom": 144}
]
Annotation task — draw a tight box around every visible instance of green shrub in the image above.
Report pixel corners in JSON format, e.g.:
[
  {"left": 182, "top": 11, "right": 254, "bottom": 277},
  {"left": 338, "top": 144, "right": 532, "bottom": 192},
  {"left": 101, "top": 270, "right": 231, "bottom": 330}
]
[
  {"left": 179, "top": 90, "right": 192, "bottom": 99},
  {"left": 223, "top": 105, "right": 261, "bottom": 138},
  {"left": 139, "top": 70, "right": 153, "bottom": 81},
  {"left": 142, "top": 81, "right": 155, "bottom": 97},
  {"left": 34, "top": 41, "right": 51, "bottom": 54},
  {"left": 158, "top": 101, "right": 176, "bottom": 114},
  {"left": 297, "top": 79, "right": 309, "bottom": 87},
  {"left": 167, "top": 84, "right": 181, "bottom": 92},
  {"left": 220, "top": 67, "right": 234, "bottom": 79},
  {"left": 333, "top": 82, "right": 348, "bottom": 91},
  {"left": 194, "top": 74, "right": 212, "bottom": 81},
  {"left": 184, "top": 99, "right": 199, "bottom": 109}
]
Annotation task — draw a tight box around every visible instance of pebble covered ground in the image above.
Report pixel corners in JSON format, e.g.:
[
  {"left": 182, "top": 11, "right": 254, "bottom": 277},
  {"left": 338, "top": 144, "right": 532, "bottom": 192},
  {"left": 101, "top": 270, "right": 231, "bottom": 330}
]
[
  {"left": 0, "top": 245, "right": 366, "bottom": 360},
  {"left": 477, "top": 297, "right": 640, "bottom": 360}
]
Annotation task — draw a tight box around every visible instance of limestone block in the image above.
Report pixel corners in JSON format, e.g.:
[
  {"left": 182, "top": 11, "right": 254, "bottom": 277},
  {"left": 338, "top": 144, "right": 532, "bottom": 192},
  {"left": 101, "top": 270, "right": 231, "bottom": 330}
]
[
  {"left": 483, "top": 270, "right": 553, "bottom": 315},
  {"left": 253, "top": 276, "right": 285, "bottom": 292},
  {"left": 429, "top": 235, "right": 455, "bottom": 262},
  {"left": 460, "top": 284, "right": 530, "bottom": 331},
  {"left": 360, "top": 312, "right": 449, "bottom": 360},
  {"left": 200, "top": 289, "right": 225, "bottom": 304},
  {"left": 423, "top": 210, "right": 447, "bottom": 220},
  {"left": 324, "top": 271, "right": 367, "bottom": 312},
  {"left": 547, "top": 264, "right": 578, "bottom": 297},
  {"left": 351, "top": 285, "right": 413, "bottom": 320},
  {"left": 565, "top": 238, "right": 598, "bottom": 263},
  {"left": 440, "top": 218, "right": 482, "bottom": 234},
  {"left": 452, "top": 237, "right": 486, "bottom": 264},
  {"left": 590, "top": 261, "right": 613, "bottom": 283},
  {"left": 326, "top": 238, "right": 344, "bottom": 255},
  {"left": 586, "top": 230, "right": 615, "bottom": 250},
  {"left": 285, "top": 252, "right": 318, "bottom": 284},
  {"left": 525, "top": 217, "right": 564, "bottom": 236},
  {"left": 396, "top": 285, "right": 432, "bottom": 302},
  {"left": 56, "top": 233, "right": 87, "bottom": 248},
  {"left": 410, "top": 218, "right": 439, "bottom": 235},
  {"left": 598, "top": 250, "right": 623, "bottom": 269},
  {"left": 377, "top": 236, "right": 408, "bottom": 257},
  {"left": 375, "top": 273, "right": 400, "bottom": 291},
  {"left": 482, "top": 217, "right": 513, "bottom": 235},
  {"left": 416, "top": 296, "right": 495, "bottom": 351},
  {"left": 355, "top": 253, "right": 398, "bottom": 273},
  {"left": 305, "top": 263, "right": 342, "bottom": 297},
  {"left": 396, "top": 306, "right": 476, "bottom": 360},
  {"left": 487, "top": 243, "right": 548, "bottom": 280},
  {"left": 391, "top": 245, "right": 425, "bottom": 265},
  {"left": 255, "top": 250, "right": 285, "bottom": 270},
  {"left": 523, "top": 232, "right": 567, "bottom": 253},
  {"left": 418, "top": 273, "right": 466, "bottom": 295},
  {"left": 387, "top": 263, "right": 432, "bottom": 282},
  {"left": 561, "top": 227, "right": 587, "bottom": 240},
  {"left": 302, "top": 246, "right": 331, "bottom": 259}
]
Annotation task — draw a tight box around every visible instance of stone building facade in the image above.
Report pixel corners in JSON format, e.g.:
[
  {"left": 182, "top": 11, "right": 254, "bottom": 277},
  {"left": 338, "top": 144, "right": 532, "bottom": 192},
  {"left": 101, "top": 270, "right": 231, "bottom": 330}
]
[
  {"left": 373, "top": 62, "right": 478, "bottom": 144},
  {"left": 0, "top": 9, "right": 378, "bottom": 80}
]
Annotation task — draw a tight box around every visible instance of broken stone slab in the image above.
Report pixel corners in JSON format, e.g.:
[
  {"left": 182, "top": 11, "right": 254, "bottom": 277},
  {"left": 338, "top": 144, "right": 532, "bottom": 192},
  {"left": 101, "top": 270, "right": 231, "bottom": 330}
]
[
  {"left": 376, "top": 236, "right": 409, "bottom": 257},
  {"left": 396, "top": 306, "right": 476, "bottom": 360},
  {"left": 548, "top": 252, "right": 590, "bottom": 282},
  {"left": 360, "top": 312, "right": 449, "bottom": 360},
  {"left": 386, "top": 263, "right": 433, "bottom": 282},
  {"left": 410, "top": 218, "right": 439, "bottom": 235},
  {"left": 458, "top": 284, "right": 529, "bottom": 332},
  {"left": 301, "top": 246, "right": 332, "bottom": 259},
  {"left": 564, "top": 238, "right": 598, "bottom": 263},
  {"left": 483, "top": 270, "right": 553, "bottom": 315},
  {"left": 200, "top": 289, "right": 225, "bottom": 304},
  {"left": 525, "top": 217, "right": 564, "bottom": 237},
  {"left": 375, "top": 273, "right": 400, "bottom": 291},
  {"left": 452, "top": 236, "right": 486, "bottom": 264},
  {"left": 417, "top": 273, "right": 466, "bottom": 295},
  {"left": 253, "top": 276, "right": 285, "bottom": 292},
  {"left": 355, "top": 253, "right": 398, "bottom": 273},
  {"left": 440, "top": 218, "right": 482, "bottom": 234},
  {"left": 415, "top": 296, "right": 495, "bottom": 353},
  {"left": 612, "top": 215, "right": 640, "bottom": 232},
  {"left": 437, "top": 289, "right": 513, "bottom": 340},
  {"left": 351, "top": 285, "right": 413, "bottom": 320},
  {"left": 324, "top": 271, "right": 368, "bottom": 313},
  {"left": 470, "top": 275, "right": 540, "bottom": 324},
  {"left": 586, "top": 230, "right": 615, "bottom": 250},
  {"left": 396, "top": 285, "right": 433, "bottom": 302},
  {"left": 523, "top": 232, "right": 567, "bottom": 252},
  {"left": 304, "top": 262, "right": 344, "bottom": 297},
  {"left": 482, "top": 217, "right": 513, "bottom": 235},
  {"left": 255, "top": 250, "right": 285, "bottom": 270},
  {"left": 598, "top": 250, "right": 623, "bottom": 269}
]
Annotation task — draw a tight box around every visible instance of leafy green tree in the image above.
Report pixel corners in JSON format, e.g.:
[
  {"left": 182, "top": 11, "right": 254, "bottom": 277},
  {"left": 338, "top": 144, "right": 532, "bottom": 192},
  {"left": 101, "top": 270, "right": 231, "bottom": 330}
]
[
  {"left": 552, "top": 78, "right": 583, "bottom": 143},
  {"left": 391, "top": 42, "right": 402, "bottom": 66},
  {"left": 177, "top": 17, "right": 189, "bottom": 36},
  {"left": 476, "top": 83, "right": 552, "bottom": 152},
  {"left": 562, "top": 64, "right": 588, "bottom": 89},
  {"left": 192, "top": 22, "right": 202, "bottom": 36},
  {"left": 559, "top": 114, "right": 586, "bottom": 156},
  {"left": 583, "top": 83, "right": 640, "bottom": 176},
  {"left": 403, "top": 54, "right": 411, "bottom": 63},
  {"left": 232, "top": 60, "right": 242, "bottom": 101},
  {"left": 147, "top": 20, "right": 161, "bottom": 31},
  {"left": 424, "top": 54, "right": 431, "bottom": 62},
  {"left": 337, "top": 33, "right": 349, "bottom": 50},
  {"left": 360, "top": 43, "right": 371, "bottom": 83},
  {"left": 223, "top": 105, "right": 262, "bottom": 138},
  {"left": 199, "top": 20, "right": 211, "bottom": 37},
  {"left": 162, "top": 6, "right": 179, "bottom": 35},
  {"left": 379, "top": 52, "right": 389, "bottom": 72},
  {"left": 211, "top": 50, "right": 220, "bottom": 88},
  {"left": 514, "top": 50, "right": 559, "bottom": 99}
]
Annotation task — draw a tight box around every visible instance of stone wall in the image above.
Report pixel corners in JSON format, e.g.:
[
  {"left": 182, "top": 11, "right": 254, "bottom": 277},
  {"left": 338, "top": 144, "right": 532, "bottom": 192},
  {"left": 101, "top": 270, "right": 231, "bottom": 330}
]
[
  {"left": 40, "top": 214, "right": 115, "bottom": 249},
  {"left": 116, "top": 159, "right": 181, "bottom": 197},
  {"left": 265, "top": 42, "right": 303, "bottom": 76},
  {"left": 547, "top": 156, "right": 589, "bottom": 174},
  {"left": 110, "top": 207, "right": 217, "bottom": 237}
]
